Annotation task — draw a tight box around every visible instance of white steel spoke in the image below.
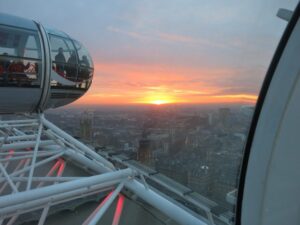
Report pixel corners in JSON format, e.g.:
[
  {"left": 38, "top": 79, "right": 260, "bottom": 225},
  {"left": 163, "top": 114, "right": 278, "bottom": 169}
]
[
  {"left": 0, "top": 159, "right": 28, "bottom": 194},
  {"left": 0, "top": 140, "right": 55, "bottom": 151},
  {"left": 26, "top": 116, "right": 44, "bottom": 191},
  {"left": 87, "top": 182, "right": 125, "bottom": 225},
  {"left": 42, "top": 117, "right": 115, "bottom": 170},
  {"left": 0, "top": 176, "right": 82, "bottom": 182},
  {"left": 0, "top": 169, "right": 133, "bottom": 209},
  {"left": 15, "top": 158, "right": 31, "bottom": 190},
  {"left": 6, "top": 215, "right": 18, "bottom": 225},
  {"left": 82, "top": 192, "right": 114, "bottom": 225},
  {"left": 0, "top": 150, "right": 13, "bottom": 177},
  {"left": 0, "top": 134, "right": 36, "bottom": 143},
  {"left": 38, "top": 204, "right": 50, "bottom": 225},
  {"left": 112, "top": 194, "right": 125, "bottom": 225},
  {"left": 37, "top": 159, "right": 61, "bottom": 188},
  {"left": 9, "top": 152, "right": 64, "bottom": 178},
  {"left": 0, "top": 162, "right": 18, "bottom": 193},
  {"left": 0, "top": 151, "right": 62, "bottom": 163}
]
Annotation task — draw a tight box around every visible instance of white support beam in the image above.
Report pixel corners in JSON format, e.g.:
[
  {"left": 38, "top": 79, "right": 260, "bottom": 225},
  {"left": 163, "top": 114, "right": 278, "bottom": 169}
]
[
  {"left": 8, "top": 152, "right": 64, "bottom": 177},
  {"left": 12, "top": 128, "right": 26, "bottom": 136},
  {"left": 65, "top": 149, "right": 111, "bottom": 173},
  {"left": 38, "top": 204, "right": 50, "bottom": 225},
  {"left": 27, "top": 118, "right": 44, "bottom": 190},
  {"left": 0, "top": 181, "right": 120, "bottom": 217},
  {"left": 0, "top": 162, "right": 18, "bottom": 193},
  {"left": 0, "top": 123, "right": 39, "bottom": 128},
  {"left": 0, "top": 134, "right": 36, "bottom": 143},
  {"left": 0, "top": 150, "right": 57, "bottom": 156},
  {"left": 125, "top": 180, "right": 207, "bottom": 225},
  {"left": 0, "top": 176, "right": 83, "bottom": 182},
  {"left": 0, "top": 168, "right": 133, "bottom": 209},
  {"left": 0, "top": 151, "right": 62, "bottom": 163},
  {"left": 15, "top": 158, "right": 31, "bottom": 190},
  {"left": 42, "top": 117, "right": 115, "bottom": 171},
  {"left": 6, "top": 215, "right": 18, "bottom": 225},
  {"left": 82, "top": 192, "right": 114, "bottom": 225},
  {"left": 0, "top": 119, "right": 38, "bottom": 124},
  {"left": 0, "top": 159, "right": 28, "bottom": 194},
  {"left": 112, "top": 195, "right": 125, "bottom": 225},
  {"left": 0, "top": 140, "right": 55, "bottom": 151},
  {"left": 88, "top": 183, "right": 124, "bottom": 225}
]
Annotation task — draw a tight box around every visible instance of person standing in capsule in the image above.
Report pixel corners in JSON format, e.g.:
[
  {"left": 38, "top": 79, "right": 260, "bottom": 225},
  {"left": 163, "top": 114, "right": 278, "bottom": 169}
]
[{"left": 55, "top": 47, "right": 66, "bottom": 76}]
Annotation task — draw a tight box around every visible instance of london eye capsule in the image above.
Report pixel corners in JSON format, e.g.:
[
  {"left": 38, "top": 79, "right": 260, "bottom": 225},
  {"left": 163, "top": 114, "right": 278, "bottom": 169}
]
[{"left": 0, "top": 13, "right": 94, "bottom": 113}]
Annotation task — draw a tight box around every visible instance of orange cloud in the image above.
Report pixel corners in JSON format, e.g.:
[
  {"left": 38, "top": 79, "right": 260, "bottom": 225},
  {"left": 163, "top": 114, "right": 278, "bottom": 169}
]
[{"left": 72, "top": 61, "right": 258, "bottom": 106}]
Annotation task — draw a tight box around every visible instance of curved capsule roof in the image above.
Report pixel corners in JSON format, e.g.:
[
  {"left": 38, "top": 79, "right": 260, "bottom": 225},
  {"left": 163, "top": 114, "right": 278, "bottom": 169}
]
[
  {"left": 45, "top": 27, "right": 70, "bottom": 38},
  {"left": 0, "top": 13, "right": 94, "bottom": 114},
  {"left": 0, "top": 13, "right": 38, "bottom": 31}
]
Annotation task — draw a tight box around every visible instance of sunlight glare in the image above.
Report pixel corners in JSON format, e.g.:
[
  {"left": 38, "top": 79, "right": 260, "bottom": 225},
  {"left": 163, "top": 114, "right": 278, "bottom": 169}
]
[{"left": 151, "top": 100, "right": 169, "bottom": 105}]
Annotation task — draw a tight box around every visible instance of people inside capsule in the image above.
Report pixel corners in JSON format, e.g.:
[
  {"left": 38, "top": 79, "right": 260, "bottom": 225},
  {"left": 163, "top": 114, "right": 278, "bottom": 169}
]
[
  {"left": 7, "top": 49, "right": 31, "bottom": 86},
  {"left": 66, "top": 50, "right": 77, "bottom": 80},
  {"left": 81, "top": 55, "right": 90, "bottom": 67},
  {"left": 54, "top": 47, "right": 66, "bottom": 76}
]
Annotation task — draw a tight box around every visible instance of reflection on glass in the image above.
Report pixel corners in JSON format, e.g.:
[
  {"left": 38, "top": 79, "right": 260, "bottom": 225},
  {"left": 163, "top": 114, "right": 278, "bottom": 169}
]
[
  {"left": 0, "top": 25, "right": 41, "bottom": 87},
  {"left": 0, "top": 56, "right": 40, "bottom": 87},
  {"left": 74, "top": 40, "right": 93, "bottom": 68}
]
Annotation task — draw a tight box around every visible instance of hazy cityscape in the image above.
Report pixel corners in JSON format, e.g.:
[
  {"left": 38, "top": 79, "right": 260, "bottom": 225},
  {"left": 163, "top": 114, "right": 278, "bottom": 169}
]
[{"left": 46, "top": 104, "right": 254, "bottom": 215}]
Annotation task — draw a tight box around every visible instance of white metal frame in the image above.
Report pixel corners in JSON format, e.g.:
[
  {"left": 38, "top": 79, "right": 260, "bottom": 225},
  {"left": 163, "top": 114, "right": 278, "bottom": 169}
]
[{"left": 0, "top": 114, "right": 211, "bottom": 225}]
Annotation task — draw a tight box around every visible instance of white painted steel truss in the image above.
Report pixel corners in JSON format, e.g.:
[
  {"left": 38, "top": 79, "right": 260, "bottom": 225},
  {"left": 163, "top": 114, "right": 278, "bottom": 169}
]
[{"left": 0, "top": 114, "right": 212, "bottom": 225}]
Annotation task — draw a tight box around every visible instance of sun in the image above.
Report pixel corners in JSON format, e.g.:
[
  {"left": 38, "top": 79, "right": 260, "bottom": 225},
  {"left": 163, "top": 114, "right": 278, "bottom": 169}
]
[
  {"left": 135, "top": 89, "right": 176, "bottom": 105},
  {"left": 151, "top": 100, "right": 169, "bottom": 105}
]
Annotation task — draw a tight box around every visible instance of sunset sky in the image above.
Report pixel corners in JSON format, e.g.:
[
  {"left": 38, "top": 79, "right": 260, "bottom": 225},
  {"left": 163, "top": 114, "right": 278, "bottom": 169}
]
[{"left": 1, "top": 0, "right": 297, "bottom": 105}]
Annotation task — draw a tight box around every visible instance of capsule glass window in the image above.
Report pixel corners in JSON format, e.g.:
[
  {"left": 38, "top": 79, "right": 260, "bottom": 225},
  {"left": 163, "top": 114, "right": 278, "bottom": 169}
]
[
  {"left": 73, "top": 40, "right": 93, "bottom": 89},
  {"left": 73, "top": 40, "right": 93, "bottom": 68},
  {"left": 0, "top": 25, "right": 41, "bottom": 87},
  {"left": 49, "top": 34, "right": 78, "bottom": 85}
]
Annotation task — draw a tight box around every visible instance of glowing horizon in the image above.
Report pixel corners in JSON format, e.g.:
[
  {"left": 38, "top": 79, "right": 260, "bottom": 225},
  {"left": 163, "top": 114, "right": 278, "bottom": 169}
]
[
  {"left": 73, "top": 62, "right": 259, "bottom": 106},
  {"left": 73, "top": 93, "right": 258, "bottom": 106}
]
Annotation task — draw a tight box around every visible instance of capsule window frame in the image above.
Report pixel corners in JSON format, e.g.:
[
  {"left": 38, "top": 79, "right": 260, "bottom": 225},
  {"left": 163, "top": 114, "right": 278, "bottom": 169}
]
[{"left": 0, "top": 24, "right": 42, "bottom": 88}]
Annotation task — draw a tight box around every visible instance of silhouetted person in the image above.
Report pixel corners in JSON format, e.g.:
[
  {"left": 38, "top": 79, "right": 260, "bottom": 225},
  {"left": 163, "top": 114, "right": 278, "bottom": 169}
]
[
  {"left": 81, "top": 55, "right": 90, "bottom": 67},
  {"left": 66, "top": 51, "right": 77, "bottom": 79},
  {"left": 79, "top": 55, "right": 90, "bottom": 79},
  {"left": 55, "top": 47, "right": 66, "bottom": 75}
]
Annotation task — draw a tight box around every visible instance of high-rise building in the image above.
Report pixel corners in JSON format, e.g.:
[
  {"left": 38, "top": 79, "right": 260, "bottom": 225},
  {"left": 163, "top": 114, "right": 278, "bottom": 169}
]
[
  {"left": 137, "top": 137, "right": 152, "bottom": 165},
  {"left": 80, "top": 111, "right": 94, "bottom": 141}
]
